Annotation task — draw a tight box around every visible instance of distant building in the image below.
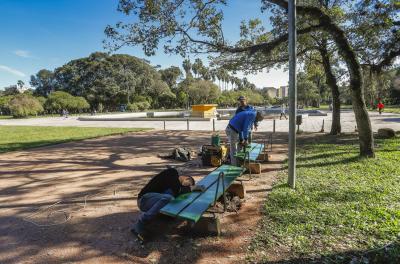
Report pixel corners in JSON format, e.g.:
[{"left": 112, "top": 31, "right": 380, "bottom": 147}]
[
  {"left": 17, "top": 85, "right": 30, "bottom": 93},
  {"left": 277, "top": 86, "right": 289, "bottom": 98}
]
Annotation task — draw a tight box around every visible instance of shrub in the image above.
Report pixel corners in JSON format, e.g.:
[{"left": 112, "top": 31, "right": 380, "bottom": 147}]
[
  {"left": 45, "top": 91, "right": 90, "bottom": 113},
  {"left": 0, "top": 95, "right": 13, "bottom": 115},
  {"left": 136, "top": 101, "right": 150, "bottom": 111},
  {"left": 8, "top": 94, "right": 44, "bottom": 117},
  {"left": 127, "top": 103, "right": 139, "bottom": 112}
]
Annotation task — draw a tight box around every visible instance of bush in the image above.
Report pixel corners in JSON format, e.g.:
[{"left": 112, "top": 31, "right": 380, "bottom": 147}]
[
  {"left": 127, "top": 101, "right": 150, "bottom": 111},
  {"left": 136, "top": 101, "right": 150, "bottom": 111},
  {"left": 8, "top": 94, "right": 44, "bottom": 117},
  {"left": 0, "top": 95, "right": 13, "bottom": 115},
  {"left": 45, "top": 91, "right": 90, "bottom": 113},
  {"left": 127, "top": 103, "right": 139, "bottom": 112}
]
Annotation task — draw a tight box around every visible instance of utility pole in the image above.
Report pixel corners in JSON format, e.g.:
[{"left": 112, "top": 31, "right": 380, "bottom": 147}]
[{"left": 288, "top": 0, "right": 297, "bottom": 189}]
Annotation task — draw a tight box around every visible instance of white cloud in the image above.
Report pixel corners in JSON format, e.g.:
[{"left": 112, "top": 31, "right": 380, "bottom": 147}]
[
  {"left": 0, "top": 65, "right": 26, "bottom": 77},
  {"left": 14, "top": 50, "right": 32, "bottom": 58}
]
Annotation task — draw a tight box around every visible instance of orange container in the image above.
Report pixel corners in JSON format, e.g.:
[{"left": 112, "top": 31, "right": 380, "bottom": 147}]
[{"left": 191, "top": 104, "right": 218, "bottom": 112}]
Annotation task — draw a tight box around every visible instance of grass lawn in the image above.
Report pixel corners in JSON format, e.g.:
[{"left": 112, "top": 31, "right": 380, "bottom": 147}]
[
  {"left": 382, "top": 106, "right": 400, "bottom": 114},
  {"left": 0, "top": 115, "right": 12, "bottom": 119},
  {"left": 0, "top": 126, "right": 149, "bottom": 153},
  {"left": 248, "top": 134, "right": 400, "bottom": 263},
  {"left": 304, "top": 104, "right": 353, "bottom": 110}
]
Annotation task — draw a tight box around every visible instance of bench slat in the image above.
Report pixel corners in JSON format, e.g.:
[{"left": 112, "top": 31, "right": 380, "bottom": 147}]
[
  {"left": 235, "top": 143, "right": 264, "bottom": 161},
  {"left": 160, "top": 165, "right": 244, "bottom": 222},
  {"left": 177, "top": 166, "right": 243, "bottom": 222}
]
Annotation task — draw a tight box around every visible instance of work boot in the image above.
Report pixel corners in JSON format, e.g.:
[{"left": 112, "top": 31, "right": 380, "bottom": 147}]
[{"left": 130, "top": 221, "right": 146, "bottom": 244}]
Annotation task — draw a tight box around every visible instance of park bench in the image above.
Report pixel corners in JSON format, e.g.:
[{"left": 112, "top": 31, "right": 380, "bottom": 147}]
[
  {"left": 235, "top": 141, "right": 270, "bottom": 174},
  {"left": 160, "top": 164, "right": 245, "bottom": 235}
]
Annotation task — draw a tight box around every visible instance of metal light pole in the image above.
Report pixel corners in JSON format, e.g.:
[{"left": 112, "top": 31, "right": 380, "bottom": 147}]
[{"left": 288, "top": 0, "right": 297, "bottom": 189}]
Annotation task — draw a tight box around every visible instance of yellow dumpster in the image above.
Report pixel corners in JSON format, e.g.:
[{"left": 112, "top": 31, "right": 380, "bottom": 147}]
[{"left": 191, "top": 104, "right": 217, "bottom": 118}]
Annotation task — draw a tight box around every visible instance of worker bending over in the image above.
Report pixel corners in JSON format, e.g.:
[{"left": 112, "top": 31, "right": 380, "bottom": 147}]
[
  {"left": 235, "top": 95, "right": 259, "bottom": 141},
  {"left": 226, "top": 110, "right": 264, "bottom": 166},
  {"left": 131, "top": 168, "right": 205, "bottom": 242}
]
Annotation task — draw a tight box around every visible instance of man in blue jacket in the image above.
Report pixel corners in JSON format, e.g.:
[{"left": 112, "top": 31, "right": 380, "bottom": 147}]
[
  {"left": 235, "top": 95, "right": 259, "bottom": 140},
  {"left": 226, "top": 110, "right": 264, "bottom": 165}
]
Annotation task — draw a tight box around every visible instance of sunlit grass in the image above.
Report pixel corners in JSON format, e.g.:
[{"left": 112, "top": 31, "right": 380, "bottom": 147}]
[{"left": 248, "top": 134, "right": 400, "bottom": 263}]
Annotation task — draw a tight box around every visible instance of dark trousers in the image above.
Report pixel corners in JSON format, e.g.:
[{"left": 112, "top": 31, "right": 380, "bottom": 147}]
[{"left": 137, "top": 192, "right": 174, "bottom": 225}]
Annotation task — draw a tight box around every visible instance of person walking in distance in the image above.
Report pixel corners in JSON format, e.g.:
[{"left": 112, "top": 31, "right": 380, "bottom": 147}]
[
  {"left": 377, "top": 100, "right": 384, "bottom": 115},
  {"left": 280, "top": 104, "right": 288, "bottom": 120}
]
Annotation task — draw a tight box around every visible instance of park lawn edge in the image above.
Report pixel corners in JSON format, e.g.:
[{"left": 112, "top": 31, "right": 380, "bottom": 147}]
[
  {"left": 0, "top": 126, "right": 151, "bottom": 153},
  {"left": 246, "top": 133, "right": 400, "bottom": 264}
]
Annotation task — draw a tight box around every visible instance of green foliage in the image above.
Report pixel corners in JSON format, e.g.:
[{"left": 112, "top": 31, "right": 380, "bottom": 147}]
[
  {"left": 35, "top": 96, "right": 46, "bottom": 106},
  {"left": 2, "top": 85, "right": 20, "bottom": 96},
  {"left": 52, "top": 52, "right": 165, "bottom": 110},
  {"left": 0, "top": 95, "right": 13, "bottom": 115},
  {"left": 45, "top": 91, "right": 89, "bottom": 113},
  {"left": 297, "top": 71, "right": 320, "bottom": 107},
  {"left": 187, "top": 80, "right": 220, "bottom": 104},
  {"left": 30, "top": 69, "right": 54, "bottom": 96},
  {"left": 0, "top": 126, "right": 149, "bottom": 153},
  {"left": 126, "top": 103, "right": 139, "bottom": 112},
  {"left": 248, "top": 134, "right": 400, "bottom": 263},
  {"left": 8, "top": 94, "right": 44, "bottom": 118},
  {"left": 159, "top": 66, "right": 181, "bottom": 89}
]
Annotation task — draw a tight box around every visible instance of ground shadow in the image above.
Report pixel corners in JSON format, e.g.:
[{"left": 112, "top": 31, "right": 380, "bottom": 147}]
[
  {"left": 0, "top": 130, "right": 287, "bottom": 263},
  {"left": 261, "top": 241, "right": 400, "bottom": 264}
]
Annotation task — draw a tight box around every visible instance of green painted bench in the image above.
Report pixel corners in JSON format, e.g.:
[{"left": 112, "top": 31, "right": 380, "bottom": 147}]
[
  {"left": 235, "top": 142, "right": 265, "bottom": 162},
  {"left": 160, "top": 165, "right": 245, "bottom": 223}
]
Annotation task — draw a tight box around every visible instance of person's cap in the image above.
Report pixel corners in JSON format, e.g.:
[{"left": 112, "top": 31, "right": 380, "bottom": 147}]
[{"left": 237, "top": 96, "right": 246, "bottom": 101}]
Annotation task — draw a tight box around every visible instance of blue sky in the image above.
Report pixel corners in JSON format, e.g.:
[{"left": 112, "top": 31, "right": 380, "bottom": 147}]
[{"left": 0, "top": 0, "right": 288, "bottom": 89}]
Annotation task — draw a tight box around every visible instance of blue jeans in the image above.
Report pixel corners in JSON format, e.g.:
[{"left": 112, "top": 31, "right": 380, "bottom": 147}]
[{"left": 137, "top": 192, "right": 174, "bottom": 225}]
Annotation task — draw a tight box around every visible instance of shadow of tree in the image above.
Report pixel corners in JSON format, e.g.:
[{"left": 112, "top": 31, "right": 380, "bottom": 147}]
[
  {"left": 0, "top": 130, "right": 285, "bottom": 263},
  {"left": 260, "top": 241, "right": 400, "bottom": 264}
]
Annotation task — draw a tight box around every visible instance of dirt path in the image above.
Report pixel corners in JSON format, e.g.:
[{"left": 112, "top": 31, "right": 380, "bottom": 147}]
[{"left": 0, "top": 130, "right": 287, "bottom": 264}]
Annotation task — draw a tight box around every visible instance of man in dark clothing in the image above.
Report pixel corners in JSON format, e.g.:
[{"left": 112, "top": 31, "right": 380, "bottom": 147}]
[{"left": 131, "top": 168, "right": 204, "bottom": 242}]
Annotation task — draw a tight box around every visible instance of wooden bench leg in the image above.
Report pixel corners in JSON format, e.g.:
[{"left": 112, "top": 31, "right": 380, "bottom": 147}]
[
  {"left": 227, "top": 182, "right": 246, "bottom": 199},
  {"left": 244, "top": 162, "right": 262, "bottom": 174},
  {"left": 193, "top": 214, "right": 221, "bottom": 236},
  {"left": 257, "top": 151, "right": 271, "bottom": 162}
]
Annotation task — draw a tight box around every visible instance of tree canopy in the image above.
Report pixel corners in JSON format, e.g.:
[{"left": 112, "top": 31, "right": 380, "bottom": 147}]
[{"left": 104, "top": 0, "right": 400, "bottom": 157}]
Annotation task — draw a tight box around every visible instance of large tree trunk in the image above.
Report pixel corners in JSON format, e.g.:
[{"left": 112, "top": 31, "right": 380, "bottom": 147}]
[
  {"left": 319, "top": 42, "right": 341, "bottom": 135},
  {"left": 268, "top": 0, "right": 375, "bottom": 157}
]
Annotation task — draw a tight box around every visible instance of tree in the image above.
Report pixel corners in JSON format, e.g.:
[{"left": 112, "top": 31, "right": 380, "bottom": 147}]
[
  {"left": 297, "top": 72, "right": 319, "bottom": 107},
  {"left": 159, "top": 66, "right": 182, "bottom": 89},
  {"left": 104, "top": 0, "right": 397, "bottom": 157},
  {"left": 0, "top": 95, "right": 13, "bottom": 115},
  {"left": 34, "top": 52, "right": 165, "bottom": 111},
  {"left": 192, "top": 58, "right": 204, "bottom": 78},
  {"left": 17, "top": 80, "right": 24, "bottom": 89},
  {"left": 187, "top": 80, "right": 220, "bottom": 104},
  {"left": 30, "top": 69, "right": 54, "bottom": 96},
  {"left": 8, "top": 94, "right": 44, "bottom": 118},
  {"left": 2, "top": 85, "right": 20, "bottom": 96},
  {"left": 45, "top": 91, "right": 89, "bottom": 114},
  {"left": 182, "top": 58, "right": 192, "bottom": 78}
]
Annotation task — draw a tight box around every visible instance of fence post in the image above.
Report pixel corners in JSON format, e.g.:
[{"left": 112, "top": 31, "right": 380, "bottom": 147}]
[
  {"left": 187, "top": 119, "right": 189, "bottom": 131},
  {"left": 320, "top": 119, "right": 324, "bottom": 133},
  {"left": 273, "top": 119, "right": 276, "bottom": 133},
  {"left": 213, "top": 118, "right": 215, "bottom": 132}
]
